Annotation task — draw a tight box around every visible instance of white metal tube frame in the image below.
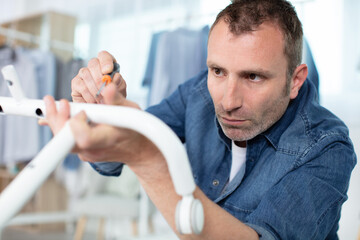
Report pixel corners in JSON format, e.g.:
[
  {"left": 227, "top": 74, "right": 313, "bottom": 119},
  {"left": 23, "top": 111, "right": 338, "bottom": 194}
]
[{"left": 0, "top": 65, "right": 204, "bottom": 235}]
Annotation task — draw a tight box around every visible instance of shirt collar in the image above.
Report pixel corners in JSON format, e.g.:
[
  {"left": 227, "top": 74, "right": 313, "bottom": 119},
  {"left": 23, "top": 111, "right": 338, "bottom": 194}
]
[{"left": 261, "top": 80, "right": 311, "bottom": 149}]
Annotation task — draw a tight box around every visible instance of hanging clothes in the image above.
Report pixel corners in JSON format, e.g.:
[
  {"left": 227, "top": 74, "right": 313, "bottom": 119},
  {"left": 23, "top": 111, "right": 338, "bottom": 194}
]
[
  {"left": 19, "top": 48, "right": 57, "bottom": 98},
  {"left": 55, "top": 58, "right": 85, "bottom": 171},
  {"left": 145, "top": 26, "right": 209, "bottom": 106},
  {"left": 0, "top": 46, "right": 40, "bottom": 166},
  {"left": 56, "top": 58, "right": 85, "bottom": 101},
  {"left": 19, "top": 47, "right": 57, "bottom": 148},
  {"left": 142, "top": 31, "right": 164, "bottom": 88},
  {"left": 0, "top": 46, "right": 14, "bottom": 167}
]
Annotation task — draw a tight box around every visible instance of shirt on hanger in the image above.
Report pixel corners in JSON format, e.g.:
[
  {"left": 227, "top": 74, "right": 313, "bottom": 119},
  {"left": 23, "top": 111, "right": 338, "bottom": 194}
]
[
  {"left": 147, "top": 26, "right": 209, "bottom": 106},
  {"left": 20, "top": 47, "right": 57, "bottom": 148}
]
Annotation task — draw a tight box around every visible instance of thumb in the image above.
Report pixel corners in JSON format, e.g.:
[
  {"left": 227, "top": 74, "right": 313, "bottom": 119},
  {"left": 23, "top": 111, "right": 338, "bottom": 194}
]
[
  {"left": 68, "top": 111, "right": 91, "bottom": 151},
  {"left": 102, "top": 83, "right": 124, "bottom": 105},
  {"left": 69, "top": 110, "right": 122, "bottom": 151},
  {"left": 103, "top": 83, "right": 140, "bottom": 109}
]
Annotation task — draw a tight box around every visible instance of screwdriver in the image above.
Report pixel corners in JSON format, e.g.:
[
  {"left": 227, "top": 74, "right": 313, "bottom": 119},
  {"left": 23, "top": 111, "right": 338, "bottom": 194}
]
[{"left": 95, "top": 62, "right": 120, "bottom": 98}]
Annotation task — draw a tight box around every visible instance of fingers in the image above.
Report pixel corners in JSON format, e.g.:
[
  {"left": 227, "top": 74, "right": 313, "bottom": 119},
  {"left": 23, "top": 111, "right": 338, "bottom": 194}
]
[
  {"left": 44, "top": 96, "right": 71, "bottom": 135},
  {"left": 87, "top": 58, "right": 104, "bottom": 85},
  {"left": 71, "top": 51, "right": 121, "bottom": 104},
  {"left": 38, "top": 119, "right": 48, "bottom": 126},
  {"left": 102, "top": 83, "right": 124, "bottom": 105},
  {"left": 68, "top": 111, "right": 91, "bottom": 149},
  {"left": 69, "top": 111, "right": 120, "bottom": 150},
  {"left": 78, "top": 67, "right": 101, "bottom": 103},
  {"left": 112, "top": 72, "right": 121, "bottom": 87},
  {"left": 98, "top": 72, "right": 126, "bottom": 101},
  {"left": 102, "top": 83, "right": 140, "bottom": 109},
  {"left": 113, "top": 73, "right": 127, "bottom": 97},
  {"left": 71, "top": 75, "right": 97, "bottom": 103},
  {"left": 98, "top": 51, "right": 116, "bottom": 74}
]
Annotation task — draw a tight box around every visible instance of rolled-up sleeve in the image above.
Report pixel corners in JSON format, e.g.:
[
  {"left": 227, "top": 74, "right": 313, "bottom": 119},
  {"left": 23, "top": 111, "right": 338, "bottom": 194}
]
[{"left": 90, "top": 162, "right": 124, "bottom": 177}]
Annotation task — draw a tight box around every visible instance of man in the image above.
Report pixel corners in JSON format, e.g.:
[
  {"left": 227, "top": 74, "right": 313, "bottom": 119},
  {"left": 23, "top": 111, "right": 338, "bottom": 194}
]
[{"left": 43, "top": 0, "right": 356, "bottom": 239}]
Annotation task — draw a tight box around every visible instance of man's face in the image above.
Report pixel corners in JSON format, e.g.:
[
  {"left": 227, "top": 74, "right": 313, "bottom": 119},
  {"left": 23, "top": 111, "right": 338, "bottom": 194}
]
[{"left": 207, "top": 20, "right": 292, "bottom": 144}]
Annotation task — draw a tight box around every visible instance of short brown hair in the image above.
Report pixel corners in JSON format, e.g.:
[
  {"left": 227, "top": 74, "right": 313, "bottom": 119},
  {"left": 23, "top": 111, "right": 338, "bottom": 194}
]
[{"left": 210, "top": 0, "right": 303, "bottom": 81}]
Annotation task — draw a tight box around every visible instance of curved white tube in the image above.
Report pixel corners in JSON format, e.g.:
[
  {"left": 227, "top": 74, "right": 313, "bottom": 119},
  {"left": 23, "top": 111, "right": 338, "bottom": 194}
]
[
  {"left": 0, "top": 97, "right": 197, "bottom": 227},
  {"left": 0, "top": 123, "right": 75, "bottom": 227},
  {"left": 1, "top": 65, "right": 25, "bottom": 102},
  {"left": 0, "top": 65, "right": 203, "bottom": 233},
  {"left": 0, "top": 97, "right": 196, "bottom": 196}
]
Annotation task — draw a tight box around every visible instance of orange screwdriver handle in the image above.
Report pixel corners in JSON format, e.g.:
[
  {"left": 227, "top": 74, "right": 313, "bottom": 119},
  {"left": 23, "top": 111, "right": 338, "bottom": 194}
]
[{"left": 101, "top": 75, "right": 112, "bottom": 85}]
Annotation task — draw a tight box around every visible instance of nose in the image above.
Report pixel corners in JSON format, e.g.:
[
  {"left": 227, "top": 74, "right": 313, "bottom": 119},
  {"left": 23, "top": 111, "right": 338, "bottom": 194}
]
[{"left": 221, "top": 77, "right": 243, "bottom": 112}]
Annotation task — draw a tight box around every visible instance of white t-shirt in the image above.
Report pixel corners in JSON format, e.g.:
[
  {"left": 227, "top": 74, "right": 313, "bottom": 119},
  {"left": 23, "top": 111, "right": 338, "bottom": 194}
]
[{"left": 229, "top": 141, "right": 247, "bottom": 183}]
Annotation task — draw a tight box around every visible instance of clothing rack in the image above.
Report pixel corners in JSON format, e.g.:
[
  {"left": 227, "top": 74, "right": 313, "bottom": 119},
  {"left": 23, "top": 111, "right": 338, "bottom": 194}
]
[
  {"left": 0, "top": 26, "right": 75, "bottom": 53},
  {"left": 0, "top": 11, "right": 77, "bottom": 61}
]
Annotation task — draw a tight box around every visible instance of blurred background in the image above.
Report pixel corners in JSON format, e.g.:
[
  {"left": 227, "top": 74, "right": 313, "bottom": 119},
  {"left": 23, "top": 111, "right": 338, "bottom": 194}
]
[{"left": 0, "top": 0, "right": 359, "bottom": 239}]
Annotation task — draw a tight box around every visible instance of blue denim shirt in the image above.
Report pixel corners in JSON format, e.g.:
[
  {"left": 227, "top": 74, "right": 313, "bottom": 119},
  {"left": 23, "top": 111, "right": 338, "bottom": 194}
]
[{"left": 91, "top": 70, "right": 356, "bottom": 239}]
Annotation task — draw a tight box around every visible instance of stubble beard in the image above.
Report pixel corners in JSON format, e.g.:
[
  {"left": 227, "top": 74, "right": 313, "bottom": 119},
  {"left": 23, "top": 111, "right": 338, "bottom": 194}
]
[{"left": 216, "top": 90, "right": 290, "bottom": 142}]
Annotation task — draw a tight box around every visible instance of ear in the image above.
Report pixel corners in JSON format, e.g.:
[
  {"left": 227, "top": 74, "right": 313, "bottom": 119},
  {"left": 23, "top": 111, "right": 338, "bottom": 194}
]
[{"left": 289, "top": 64, "right": 308, "bottom": 100}]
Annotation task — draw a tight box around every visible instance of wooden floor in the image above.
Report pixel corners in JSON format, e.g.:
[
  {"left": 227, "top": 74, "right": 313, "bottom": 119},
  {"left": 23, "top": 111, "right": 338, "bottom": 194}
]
[
  {"left": 1, "top": 228, "right": 96, "bottom": 240},
  {"left": 1, "top": 227, "right": 178, "bottom": 240}
]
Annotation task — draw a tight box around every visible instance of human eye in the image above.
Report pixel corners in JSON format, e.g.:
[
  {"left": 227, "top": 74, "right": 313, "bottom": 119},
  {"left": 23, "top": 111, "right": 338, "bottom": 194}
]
[
  {"left": 212, "top": 67, "right": 224, "bottom": 77},
  {"left": 246, "top": 73, "right": 262, "bottom": 82}
]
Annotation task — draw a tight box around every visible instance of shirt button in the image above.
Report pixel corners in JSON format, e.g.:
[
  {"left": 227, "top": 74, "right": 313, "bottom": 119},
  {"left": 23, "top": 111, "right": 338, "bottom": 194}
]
[
  {"left": 212, "top": 179, "right": 220, "bottom": 186},
  {"left": 249, "top": 159, "right": 254, "bottom": 162}
]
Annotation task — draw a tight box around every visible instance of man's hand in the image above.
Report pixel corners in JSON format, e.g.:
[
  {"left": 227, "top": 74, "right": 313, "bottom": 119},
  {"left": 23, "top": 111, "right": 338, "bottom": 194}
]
[
  {"left": 42, "top": 50, "right": 159, "bottom": 165},
  {"left": 44, "top": 83, "right": 162, "bottom": 166},
  {"left": 71, "top": 50, "right": 127, "bottom": 104}
]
